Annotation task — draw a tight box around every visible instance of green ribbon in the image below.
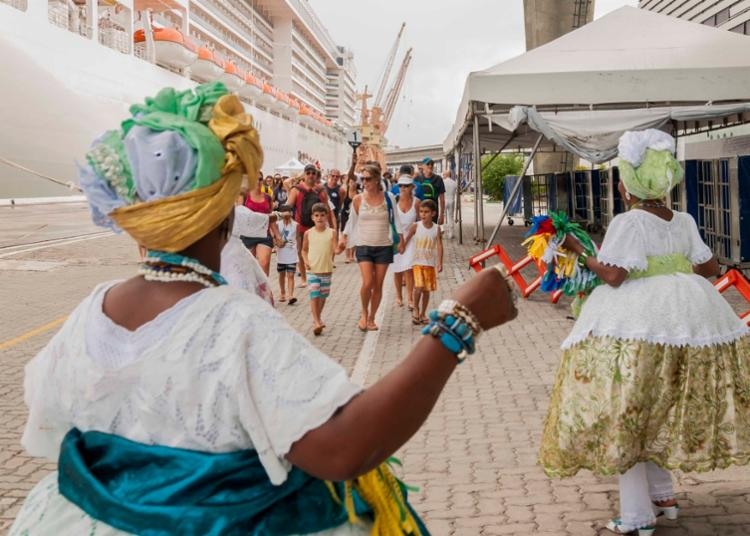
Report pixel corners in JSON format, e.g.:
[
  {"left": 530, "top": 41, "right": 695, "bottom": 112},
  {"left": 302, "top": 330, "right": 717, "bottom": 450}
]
[{"left": 628, "top": 253, "right": 693, "bottom": 280}]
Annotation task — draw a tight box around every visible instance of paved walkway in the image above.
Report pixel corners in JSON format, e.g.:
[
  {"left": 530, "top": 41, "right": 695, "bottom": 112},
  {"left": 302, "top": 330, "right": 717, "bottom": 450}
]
[{"left": 1, "top": 203, "right": 750, "bottom": 534}]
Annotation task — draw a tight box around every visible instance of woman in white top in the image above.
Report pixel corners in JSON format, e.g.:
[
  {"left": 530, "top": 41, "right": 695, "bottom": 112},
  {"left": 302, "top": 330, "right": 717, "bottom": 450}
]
[
  {"left": 539, "top": 130, "right": 750, "bottom": 536},
  {"left": 392, "top": 171, "right": 420, "bottom": 309},
  {"left": 11, "top": 84, "right": 519, "bottom": 535},
  {"left": 339, "top": 164, "right": 405, "bottom": 332}
]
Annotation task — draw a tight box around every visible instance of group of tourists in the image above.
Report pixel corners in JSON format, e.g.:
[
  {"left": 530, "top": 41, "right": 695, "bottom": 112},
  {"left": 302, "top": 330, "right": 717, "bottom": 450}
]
[
  {"left": 234, "top": 151, "right": 457, "bottom": 335},
  {"left": 9, "top": 82, "right": 750, "bottom": 536}
]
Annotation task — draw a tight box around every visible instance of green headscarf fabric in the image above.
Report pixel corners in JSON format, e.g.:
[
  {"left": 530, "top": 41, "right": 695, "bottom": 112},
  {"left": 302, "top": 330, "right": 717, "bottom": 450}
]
[
  {"left": 619, "top": 148, "right": 684, "bottom": 201},
  {"left": 122, "top": 82, "right": 228, "bottom": 189}
]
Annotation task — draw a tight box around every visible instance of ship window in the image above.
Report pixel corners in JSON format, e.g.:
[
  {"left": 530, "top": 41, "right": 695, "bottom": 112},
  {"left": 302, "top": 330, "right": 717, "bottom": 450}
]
[
  {"left": 4, "top": 0, "right": 27, "bottom": 12},
  {"left": 716, "top": 7, "right": 730, "bottom": 25}
]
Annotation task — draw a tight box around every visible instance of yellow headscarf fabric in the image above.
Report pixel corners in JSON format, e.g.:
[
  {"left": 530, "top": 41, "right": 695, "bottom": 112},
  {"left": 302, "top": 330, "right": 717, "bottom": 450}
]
[{"left": 109, "top": 94, "right": 263, "bottom": 252}]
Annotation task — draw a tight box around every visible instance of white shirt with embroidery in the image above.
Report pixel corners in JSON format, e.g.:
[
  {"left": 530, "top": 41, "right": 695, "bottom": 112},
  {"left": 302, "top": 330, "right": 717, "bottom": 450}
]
[
  {"left": 12, "top": 284, "right": 364, "bottom": 535},
  {"left": 562, "top": 209, "right": 748, "bottom": 349}
]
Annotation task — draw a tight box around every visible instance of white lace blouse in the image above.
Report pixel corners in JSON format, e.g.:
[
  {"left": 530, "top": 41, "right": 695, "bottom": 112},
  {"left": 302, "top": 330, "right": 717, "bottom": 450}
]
[
  {"left": 562, "top": 210, "right": 748, "bottom": 349},
  {"left": 22, "top": 283, "right": 362, "bottom": 485}
]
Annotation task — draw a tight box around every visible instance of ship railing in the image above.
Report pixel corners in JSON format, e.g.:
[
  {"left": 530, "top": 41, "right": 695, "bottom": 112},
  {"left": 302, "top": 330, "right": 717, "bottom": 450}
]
[{"left": 286, "top": 0, "right": 338, "bottom": 59}]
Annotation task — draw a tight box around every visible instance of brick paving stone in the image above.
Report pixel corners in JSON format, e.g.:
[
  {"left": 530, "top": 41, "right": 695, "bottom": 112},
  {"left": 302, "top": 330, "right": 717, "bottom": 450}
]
[{"left": 2, "top": 202, "right": 750, "bottom": 534}]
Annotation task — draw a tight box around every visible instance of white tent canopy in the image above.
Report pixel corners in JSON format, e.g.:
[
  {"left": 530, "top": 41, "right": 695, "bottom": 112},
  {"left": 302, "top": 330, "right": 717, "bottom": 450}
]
[
  {"left": 444, "top": 6, "right": 750, "bottom": 159},
  {"left": 274, "top": 158, "right": 305, "bottom": 176}
]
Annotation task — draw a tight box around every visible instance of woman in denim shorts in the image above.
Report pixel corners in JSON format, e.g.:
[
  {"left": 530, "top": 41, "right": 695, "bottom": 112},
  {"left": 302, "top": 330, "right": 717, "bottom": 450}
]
[{"left": 339, "top": 165, "right": 404, "bottom": 331}]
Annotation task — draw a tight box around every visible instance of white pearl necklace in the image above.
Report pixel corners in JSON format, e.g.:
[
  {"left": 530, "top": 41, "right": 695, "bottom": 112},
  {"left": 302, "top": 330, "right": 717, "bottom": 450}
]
[{"left": 137, "top": 266, "right": 216, "bottom": 287}]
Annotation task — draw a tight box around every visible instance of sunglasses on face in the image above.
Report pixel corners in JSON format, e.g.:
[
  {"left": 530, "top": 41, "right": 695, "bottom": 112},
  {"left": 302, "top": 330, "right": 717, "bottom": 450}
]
[{"left": 305, "top": 170, "right": 316, "bottom": 175}]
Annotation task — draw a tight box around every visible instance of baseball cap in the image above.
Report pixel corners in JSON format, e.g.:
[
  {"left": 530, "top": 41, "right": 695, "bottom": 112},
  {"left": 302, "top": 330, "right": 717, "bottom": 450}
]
[
  {"left": 421, "top": 157, "right": 434, "bottom": 166},
  {"left": 304, "top": 164, "right": 317, "bottom": 173},
  {"left": 397, "top": 175, "right": 414, "bottom": 186}
]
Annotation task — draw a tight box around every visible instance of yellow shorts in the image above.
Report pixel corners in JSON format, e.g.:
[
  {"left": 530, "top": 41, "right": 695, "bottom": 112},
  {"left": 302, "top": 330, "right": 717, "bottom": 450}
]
[{"left": 413, "top": 265, "right": 437, "bottom": 292}]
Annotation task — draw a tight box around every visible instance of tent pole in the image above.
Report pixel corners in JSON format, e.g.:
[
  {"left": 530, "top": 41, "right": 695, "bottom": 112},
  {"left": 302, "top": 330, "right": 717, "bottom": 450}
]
[
  {"left": 484, "top": 134, "right": 543, "bottom": 249},
  {"left": 473, "top": 115, "right": 485, "bottom": 242},
  {"left": 455, "top": 145, "right": 463, "bottom": 244}
]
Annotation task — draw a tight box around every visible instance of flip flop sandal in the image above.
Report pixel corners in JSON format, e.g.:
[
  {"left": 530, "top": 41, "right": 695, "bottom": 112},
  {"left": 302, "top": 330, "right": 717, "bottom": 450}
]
[
  {"left": 288, "top": 298, "right": 298, "bottom": 305},
  {"left": 313, "top": 326, "right": 323, "bottom": 336}
]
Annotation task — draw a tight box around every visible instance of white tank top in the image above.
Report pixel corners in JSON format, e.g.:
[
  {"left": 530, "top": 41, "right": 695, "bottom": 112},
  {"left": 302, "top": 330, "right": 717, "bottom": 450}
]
[
  {"left": 412, "top": 221, "right": 439, "bottom": 266},
  {"left": 356, "top": 195, "right": 392, "bottom": 247},
  {"left": 397, "top": 197, "right": 418, "bottom": 228}
]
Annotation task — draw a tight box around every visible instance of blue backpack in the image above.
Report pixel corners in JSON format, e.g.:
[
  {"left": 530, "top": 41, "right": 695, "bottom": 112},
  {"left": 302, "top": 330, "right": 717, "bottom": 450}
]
[{"left": 383, "top": 193, "right": 401, "bottom": 254}]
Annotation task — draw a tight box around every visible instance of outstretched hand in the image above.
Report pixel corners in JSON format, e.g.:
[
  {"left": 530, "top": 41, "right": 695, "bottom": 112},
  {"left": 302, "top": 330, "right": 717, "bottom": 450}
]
[{"left": 452, "top": 266, "right": 518, "bottom": 331}]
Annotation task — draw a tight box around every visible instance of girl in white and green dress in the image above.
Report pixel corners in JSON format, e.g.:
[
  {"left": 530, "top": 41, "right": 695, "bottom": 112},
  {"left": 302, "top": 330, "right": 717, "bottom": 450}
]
[{"left": 539, "top": 129, "right": 750, "bottom": 535}]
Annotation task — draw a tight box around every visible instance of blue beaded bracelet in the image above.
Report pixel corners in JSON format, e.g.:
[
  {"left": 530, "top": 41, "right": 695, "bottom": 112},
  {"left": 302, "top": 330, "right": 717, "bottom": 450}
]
[{"left": 421, "top": 310, "right": 477, "bottom": 362}]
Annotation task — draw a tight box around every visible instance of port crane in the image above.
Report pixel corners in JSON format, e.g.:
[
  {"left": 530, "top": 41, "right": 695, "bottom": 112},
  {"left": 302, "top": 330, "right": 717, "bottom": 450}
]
[{"left": 353, "top": 23, "right": 412, "bottom": 170}]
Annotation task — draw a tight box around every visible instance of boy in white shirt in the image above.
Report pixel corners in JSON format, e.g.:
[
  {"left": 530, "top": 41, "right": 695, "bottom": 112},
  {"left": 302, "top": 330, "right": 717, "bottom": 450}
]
[{"left": 275, "top": 205, "right": 298, "bottom": 304}]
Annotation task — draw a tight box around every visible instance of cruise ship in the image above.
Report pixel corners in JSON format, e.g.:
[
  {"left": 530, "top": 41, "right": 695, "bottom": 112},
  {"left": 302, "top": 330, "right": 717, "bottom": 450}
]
[{"left": 0, "top": 0, "right": 357, "bottom": 198}]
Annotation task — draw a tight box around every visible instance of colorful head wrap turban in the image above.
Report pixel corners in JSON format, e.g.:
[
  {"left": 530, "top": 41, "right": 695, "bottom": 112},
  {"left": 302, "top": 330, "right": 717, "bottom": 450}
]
[
  {"left": 617, "top": 129, "right": 683, "bottom": 200},
  {"left": 79, "top": 82, "right": 262, "bottom": 252}
]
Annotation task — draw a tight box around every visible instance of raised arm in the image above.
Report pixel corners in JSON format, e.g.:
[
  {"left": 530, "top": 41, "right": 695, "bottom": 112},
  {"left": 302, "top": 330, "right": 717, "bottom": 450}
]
[
  {"left": 286, "top": 267, "right": 517, "bottom": 481},
  {"left": 562, "top": 234, "right": 628, "bottom": 288},
  {"left": 347, "top": 151, "right": 358, "bottom": 184}
]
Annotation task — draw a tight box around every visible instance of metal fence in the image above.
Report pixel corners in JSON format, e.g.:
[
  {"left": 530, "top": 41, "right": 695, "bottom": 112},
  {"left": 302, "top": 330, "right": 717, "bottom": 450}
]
[{"left": 683, "top": 156, "right": 749, "bottom": 269}]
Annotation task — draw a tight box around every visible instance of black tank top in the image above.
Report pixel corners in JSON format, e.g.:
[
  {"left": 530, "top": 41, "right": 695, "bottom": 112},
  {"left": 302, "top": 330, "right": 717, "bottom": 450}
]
[{"left": 325, "top": 184, "right": 341, "bottom": 212}]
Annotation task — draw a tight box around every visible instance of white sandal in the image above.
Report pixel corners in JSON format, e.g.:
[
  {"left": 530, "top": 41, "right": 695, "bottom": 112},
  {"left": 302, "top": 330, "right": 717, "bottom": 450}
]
[
  {"left": 606, "top": 518, "right": 656, "bottom": 536},
  {"left": 653, "top": 502, "right": 679, "bottom": 520}
]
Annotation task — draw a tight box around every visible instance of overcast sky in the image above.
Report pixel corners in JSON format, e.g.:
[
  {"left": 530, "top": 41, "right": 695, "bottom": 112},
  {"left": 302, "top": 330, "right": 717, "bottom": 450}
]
[{"left": 310, "top": 0, "right": 639, "bottom": 148}]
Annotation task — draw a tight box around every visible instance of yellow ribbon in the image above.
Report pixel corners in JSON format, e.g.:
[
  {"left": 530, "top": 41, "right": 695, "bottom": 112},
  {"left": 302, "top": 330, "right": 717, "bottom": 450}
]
[
  {"left": 110, "top": 95, "right": 263, "bottom": 252},
  {"left": 324, "top": 463, "right": 423, "bottom": 536}
]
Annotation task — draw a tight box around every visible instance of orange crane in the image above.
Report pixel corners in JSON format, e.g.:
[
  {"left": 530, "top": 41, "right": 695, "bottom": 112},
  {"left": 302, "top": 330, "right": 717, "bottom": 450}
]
[{"left": 354, "top": 23, "right": 412, "bottom": 171}]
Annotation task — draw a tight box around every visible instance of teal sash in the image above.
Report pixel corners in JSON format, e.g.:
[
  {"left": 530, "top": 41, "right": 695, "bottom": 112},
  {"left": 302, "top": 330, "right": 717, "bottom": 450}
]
[{"left": 58, "top": 429, "right": 427, "bottom": 535}]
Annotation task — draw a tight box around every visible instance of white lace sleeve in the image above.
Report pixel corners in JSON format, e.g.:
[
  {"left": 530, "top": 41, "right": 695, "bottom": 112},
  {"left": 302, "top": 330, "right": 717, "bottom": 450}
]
[
  {"left": 683, "top": 213, "right": 714, "bottom": 264},
  {"left": 596, "top": 213, "right": 648, "bottom": 271},
  {"left": 235, "top": 306, "right": 362, "bottom": 484},
  {"left": 21, "top": 308, "right": 84, "bottom": 460},
  {"left": 232, "top": 205, "right": 269, "bottom": 238}
]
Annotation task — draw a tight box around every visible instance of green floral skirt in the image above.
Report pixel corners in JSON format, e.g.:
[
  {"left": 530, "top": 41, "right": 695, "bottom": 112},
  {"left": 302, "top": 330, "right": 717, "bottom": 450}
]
[{"left": 539, "top": 335, "right": 750, "bottom": 478}]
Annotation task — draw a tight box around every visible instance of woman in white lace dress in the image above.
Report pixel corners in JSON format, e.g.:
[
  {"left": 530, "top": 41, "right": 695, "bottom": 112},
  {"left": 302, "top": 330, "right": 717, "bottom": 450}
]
[
  {"left": 392, "top": 169, "right": 420, "bottom": 310},
  {"left": 539, "top": 130, "right": 750, "bottom": 536},
  {"left": 11, "top": 84, "right": 518, "bottom": 535}
]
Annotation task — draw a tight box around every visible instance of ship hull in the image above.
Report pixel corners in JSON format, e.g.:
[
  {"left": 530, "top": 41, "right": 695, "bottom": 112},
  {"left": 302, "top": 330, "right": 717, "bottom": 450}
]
[{"left": 0, "top": 5, "right": 348, "bottom": 198}]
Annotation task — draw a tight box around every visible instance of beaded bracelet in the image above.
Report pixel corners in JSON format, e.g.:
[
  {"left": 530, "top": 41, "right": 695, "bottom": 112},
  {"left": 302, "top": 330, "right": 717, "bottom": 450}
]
[
  {"left": 438, "top": 299, "right": 482, "bottom": 335},
  {"left": 421, "top": 309, "right": 476, "bottom": 363}
]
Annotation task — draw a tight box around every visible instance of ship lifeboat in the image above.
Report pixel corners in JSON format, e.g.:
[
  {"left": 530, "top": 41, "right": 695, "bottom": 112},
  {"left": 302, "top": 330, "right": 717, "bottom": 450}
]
[
  {"left": 133, "top": 28, "right": 197, "bottom": 70},
  {"left": 272, "top": 90, "right": 291, "bottom": 113},
  {"left": 288, "top": 97, "right": 301, "bottom": 117},
  {"left": 255, "top": 82, "right": 276, "bottom": 107},
  {"left": 299, "top": 105, "right": 315, "bottom": 127},
  {"left": 277, "top": 92, "right": 296, "bottom": 116},
  {"left": 240, "top": 73, "right": 263, "bottom": 101},
  {"left": 220, "top": 60, "right": 244, "bottom": 93},
  {"left": 192, "top": 47, "right": 224, "bottom": 82}
]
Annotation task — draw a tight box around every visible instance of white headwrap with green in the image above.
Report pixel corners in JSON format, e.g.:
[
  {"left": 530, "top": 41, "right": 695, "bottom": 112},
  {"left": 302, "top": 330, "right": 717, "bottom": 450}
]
[{"left": 617, "top": 129, "right": 684, "bottom": 200}]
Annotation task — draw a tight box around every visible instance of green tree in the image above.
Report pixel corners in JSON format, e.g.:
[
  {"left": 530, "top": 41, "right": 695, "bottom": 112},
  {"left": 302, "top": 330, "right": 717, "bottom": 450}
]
[{"left": 481, "top": 153, "right": 524, "bottom": 201}]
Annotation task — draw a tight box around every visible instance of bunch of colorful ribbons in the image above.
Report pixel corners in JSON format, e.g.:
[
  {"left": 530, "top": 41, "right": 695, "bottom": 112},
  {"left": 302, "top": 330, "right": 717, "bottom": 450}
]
[{"left": 522, "top": 211, "right": 600, "bottom": 297}]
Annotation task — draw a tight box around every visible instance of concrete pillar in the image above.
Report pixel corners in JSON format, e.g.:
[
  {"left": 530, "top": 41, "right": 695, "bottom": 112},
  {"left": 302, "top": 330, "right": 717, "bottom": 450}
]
[{"left": 523, "top": 0, "right": 594, "bottom": 173}]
